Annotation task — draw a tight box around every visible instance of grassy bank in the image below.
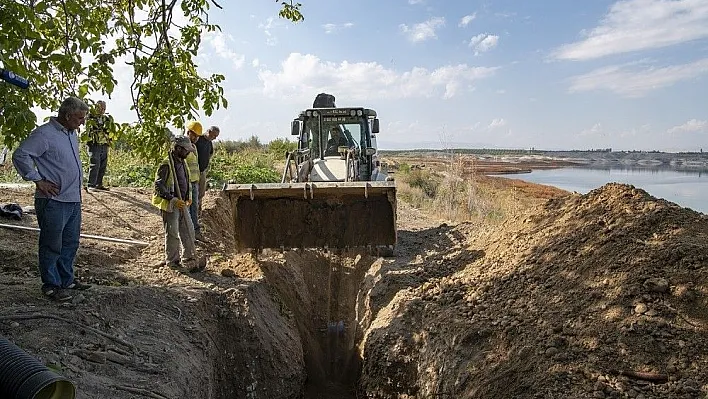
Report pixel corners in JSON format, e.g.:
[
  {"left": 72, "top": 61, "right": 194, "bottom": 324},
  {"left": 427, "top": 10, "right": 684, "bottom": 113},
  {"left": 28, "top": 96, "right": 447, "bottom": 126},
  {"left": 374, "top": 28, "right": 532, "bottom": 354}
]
[{"left": 389, "top": 155, "right": 557, "bottom": 224}]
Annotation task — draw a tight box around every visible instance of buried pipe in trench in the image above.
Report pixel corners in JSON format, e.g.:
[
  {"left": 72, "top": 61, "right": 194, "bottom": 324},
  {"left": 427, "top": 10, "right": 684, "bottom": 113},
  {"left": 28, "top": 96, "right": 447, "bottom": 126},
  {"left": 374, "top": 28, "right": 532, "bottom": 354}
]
[{"left": 0, "top": 337, "right": 76, "bottom": 399}]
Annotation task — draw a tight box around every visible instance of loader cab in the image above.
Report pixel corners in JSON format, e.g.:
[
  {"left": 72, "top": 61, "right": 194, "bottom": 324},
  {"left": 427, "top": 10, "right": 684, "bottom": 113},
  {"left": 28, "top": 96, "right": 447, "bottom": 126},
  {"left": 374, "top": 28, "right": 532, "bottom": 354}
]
[
  {"left": 294, "top": 109, "right": 374, "bottom": 156},
  {"left": 295, "top": 109, "right": 377, "bottom": 150},
  {"left": 291, "top": 107, "right": 381, "bottom": 181}
]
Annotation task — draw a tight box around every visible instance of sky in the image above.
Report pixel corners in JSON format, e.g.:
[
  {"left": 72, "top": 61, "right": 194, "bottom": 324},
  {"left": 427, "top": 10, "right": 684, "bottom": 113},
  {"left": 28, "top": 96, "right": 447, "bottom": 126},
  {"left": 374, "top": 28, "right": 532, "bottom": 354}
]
[{"left": 99, "top": 0, "right": 708, "bottom": 152}]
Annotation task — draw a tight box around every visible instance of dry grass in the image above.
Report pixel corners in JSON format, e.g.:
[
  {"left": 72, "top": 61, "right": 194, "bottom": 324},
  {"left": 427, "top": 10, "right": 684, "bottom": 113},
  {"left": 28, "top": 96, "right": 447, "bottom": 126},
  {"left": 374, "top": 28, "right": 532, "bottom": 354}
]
[{"left": 393, "top": 154, "right": 568, "bottom": 224}]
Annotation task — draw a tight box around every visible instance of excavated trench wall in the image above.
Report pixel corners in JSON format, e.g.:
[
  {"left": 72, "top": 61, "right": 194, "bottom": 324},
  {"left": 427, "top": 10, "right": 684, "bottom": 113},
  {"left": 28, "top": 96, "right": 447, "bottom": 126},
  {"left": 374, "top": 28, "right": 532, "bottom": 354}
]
[
  {"left": 258, "top": 250, "right": 384, "bottom": 397},
  {"left": 198, "top": 285, "right": 305, "bottom": 399},
  {"left": 200, "top": 194, "right": 387, "bottom": 398},
  {"left": 198, "top": 250, "right": 384, "bottom": 399}
]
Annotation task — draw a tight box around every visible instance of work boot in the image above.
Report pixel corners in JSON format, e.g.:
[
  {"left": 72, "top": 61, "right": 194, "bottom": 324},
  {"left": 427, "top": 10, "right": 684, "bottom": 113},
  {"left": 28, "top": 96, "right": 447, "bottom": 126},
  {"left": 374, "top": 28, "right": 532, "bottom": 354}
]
[
  {"left": 186, "top": 256, "right": 207, "bottom": 273},
  {"left": 42, "top": 286, "right": 73, "bottom": 302},
  {"left": 155, "top": 260, "right": 181, "bottom": 269}
]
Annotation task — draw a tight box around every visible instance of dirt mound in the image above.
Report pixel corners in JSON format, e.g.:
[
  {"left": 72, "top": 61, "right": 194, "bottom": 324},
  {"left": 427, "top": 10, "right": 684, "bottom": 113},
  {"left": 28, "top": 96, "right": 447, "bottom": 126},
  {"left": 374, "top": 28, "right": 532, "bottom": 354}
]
[{"left": 360, "top": 183, "right": 707, "bottom": 398}]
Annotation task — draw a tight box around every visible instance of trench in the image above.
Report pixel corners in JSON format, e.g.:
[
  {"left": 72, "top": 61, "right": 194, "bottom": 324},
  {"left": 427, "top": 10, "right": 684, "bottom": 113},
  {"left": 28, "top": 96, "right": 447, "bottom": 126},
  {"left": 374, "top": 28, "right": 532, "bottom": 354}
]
[
  {"left": 196, "top": 194, "right": 388, "bottom": 398},
  {"left": 200, "top": 249, "right": 383, "bottom": 399},
  {"left": 261, "top": 249, "right": 382, "bottom": 398}
]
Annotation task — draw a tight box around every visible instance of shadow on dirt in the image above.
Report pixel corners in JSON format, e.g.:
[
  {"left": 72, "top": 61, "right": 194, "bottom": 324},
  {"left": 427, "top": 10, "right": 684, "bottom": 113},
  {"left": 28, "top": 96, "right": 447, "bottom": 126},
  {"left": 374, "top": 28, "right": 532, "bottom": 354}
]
[
  {"left": 94, "top": 189, "right": 159, "bottom": 215},
  {"left": 234, "top": 220, "right": 485, "bottom": 398},
  {"left": 82, "top": 189, "right": 159, "bottom": 234}
]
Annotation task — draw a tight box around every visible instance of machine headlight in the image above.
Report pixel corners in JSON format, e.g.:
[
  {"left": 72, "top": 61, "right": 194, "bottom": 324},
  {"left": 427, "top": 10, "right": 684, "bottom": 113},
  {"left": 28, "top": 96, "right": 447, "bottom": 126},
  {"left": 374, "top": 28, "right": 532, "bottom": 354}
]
[
  {"left": 350, "top": 109, "right": 357, "bottom": 116},
  {"left": 313, "top": 110, "right": 319, "bottom": 117},
  {"left": 306, "top": 111, "right": 312, "bottom": 117},
  {"left": 356, "top": 110, "right": 363, "bottom": 116}
]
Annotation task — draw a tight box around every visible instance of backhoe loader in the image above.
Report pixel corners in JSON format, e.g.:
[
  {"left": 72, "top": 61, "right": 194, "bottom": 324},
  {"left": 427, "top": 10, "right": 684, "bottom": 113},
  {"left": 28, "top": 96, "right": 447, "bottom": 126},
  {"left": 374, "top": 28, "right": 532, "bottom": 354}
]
[{"left": 223, "top": 94, "right": 397, "bottom": 252}]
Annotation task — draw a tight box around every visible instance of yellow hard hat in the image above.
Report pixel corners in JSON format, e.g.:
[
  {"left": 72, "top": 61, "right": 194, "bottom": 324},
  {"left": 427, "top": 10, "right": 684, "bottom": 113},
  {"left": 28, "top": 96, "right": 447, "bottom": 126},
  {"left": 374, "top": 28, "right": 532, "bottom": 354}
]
[{"left": 186, "top": 120, "right": 203, "bottom": 136}]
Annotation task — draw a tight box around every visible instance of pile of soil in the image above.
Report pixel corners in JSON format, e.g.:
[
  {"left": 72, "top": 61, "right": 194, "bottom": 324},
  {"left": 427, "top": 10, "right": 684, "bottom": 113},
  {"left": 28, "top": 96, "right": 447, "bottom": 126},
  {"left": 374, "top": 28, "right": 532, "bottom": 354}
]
[
  {"left": 0, "top": 181, "right": 705, "bottom": 398},
  {"left": 359, "top": 183, "right": 707, "bottom": 398}
]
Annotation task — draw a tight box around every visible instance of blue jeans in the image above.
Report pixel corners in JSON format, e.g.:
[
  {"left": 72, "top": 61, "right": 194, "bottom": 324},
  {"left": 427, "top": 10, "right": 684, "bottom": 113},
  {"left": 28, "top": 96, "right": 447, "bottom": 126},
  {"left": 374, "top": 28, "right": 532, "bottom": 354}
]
[
  {"left": 35, "top": 198, "right": 81, "bottom": 289},
  {"left": 190, "top": 182, "right": 200, "bottom": 234}
]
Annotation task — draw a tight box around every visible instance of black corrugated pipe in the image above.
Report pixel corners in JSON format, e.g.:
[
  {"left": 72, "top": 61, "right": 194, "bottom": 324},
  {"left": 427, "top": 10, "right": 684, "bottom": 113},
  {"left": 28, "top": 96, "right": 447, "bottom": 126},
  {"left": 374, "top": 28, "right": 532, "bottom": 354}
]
[{"left": 0, "top": 337, "right": 76, "bottom": 399}]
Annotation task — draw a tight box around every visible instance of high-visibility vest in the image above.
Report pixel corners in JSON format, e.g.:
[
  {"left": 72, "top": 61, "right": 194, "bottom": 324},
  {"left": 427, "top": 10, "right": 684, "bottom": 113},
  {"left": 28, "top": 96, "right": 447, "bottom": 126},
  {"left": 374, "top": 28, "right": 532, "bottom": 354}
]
[
  {"left": 151, "top": 155, "right": 191, "bottom": 211},
  {"left": 185, "top": 150, "right": 200, "bottom": 183}
]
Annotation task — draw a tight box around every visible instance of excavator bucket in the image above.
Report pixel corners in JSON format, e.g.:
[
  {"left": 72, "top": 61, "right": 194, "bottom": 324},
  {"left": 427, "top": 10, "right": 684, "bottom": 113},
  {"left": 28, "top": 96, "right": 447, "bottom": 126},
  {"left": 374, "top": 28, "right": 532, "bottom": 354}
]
[{"left": 222, "top": 181, "right": 397, "bottom": 251}]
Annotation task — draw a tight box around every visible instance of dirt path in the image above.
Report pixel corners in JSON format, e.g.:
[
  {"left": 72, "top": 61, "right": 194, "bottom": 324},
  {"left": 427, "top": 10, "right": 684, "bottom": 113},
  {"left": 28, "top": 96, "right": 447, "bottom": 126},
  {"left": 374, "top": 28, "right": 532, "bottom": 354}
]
[{"left": 0, "top": 179, "right": 706, "bottom": 398}]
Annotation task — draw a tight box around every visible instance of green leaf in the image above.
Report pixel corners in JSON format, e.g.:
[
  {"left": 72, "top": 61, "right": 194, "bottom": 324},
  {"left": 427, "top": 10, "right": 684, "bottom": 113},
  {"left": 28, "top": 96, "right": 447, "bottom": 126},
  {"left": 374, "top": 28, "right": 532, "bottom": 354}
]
[{"left": 78, "top": 84, "right": 89, "bottom": 98}]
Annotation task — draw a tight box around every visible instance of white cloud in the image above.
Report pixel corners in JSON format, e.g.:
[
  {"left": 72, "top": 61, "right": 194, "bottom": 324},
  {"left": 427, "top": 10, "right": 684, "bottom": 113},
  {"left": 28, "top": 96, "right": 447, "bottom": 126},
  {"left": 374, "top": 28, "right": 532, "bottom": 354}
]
[
  {"left": 468, "top": 33, "right": 499, "bottom": 55},
  {"left": 258, "top": 17, "right": 279, "bottom": 46},
  {"left": 399, "top": 17, "right": 445, "bottom": 43},
  {"left": 667, "top": 119, "right": 708, "bottom": 134},
  {"left": 203, "top": 31, "right": 245, "bottom": 69},
  {"left": 488, "top": 118, "right": 507, "bottom": 129},
  {"left": 322, "top": 22, "right": 354, "bottom": 34},
  {"left": 568, "top": 58, "right": 708, "bottom": 97},
  {"left": 459, "top": 13, "right": 477, "bottom": 27},
  {"left": 408, "top": 0, "right": 424, "bottom": 4},
  {"left": 553, "top": 0, "right": 708, "bottom": 61},
  {"left": 256, "top": 53, "right": 499, "bottom": 101},
  {"left": 579, "top": 123, "right": 605, "bottom": 137},
  {"left": 252, "top": 58, "right": 260, "bottom": 68}
]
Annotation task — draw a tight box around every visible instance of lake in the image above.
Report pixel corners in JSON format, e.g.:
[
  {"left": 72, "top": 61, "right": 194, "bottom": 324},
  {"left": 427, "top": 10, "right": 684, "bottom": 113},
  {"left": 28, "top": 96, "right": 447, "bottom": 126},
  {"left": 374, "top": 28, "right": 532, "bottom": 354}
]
[{"left": 514, "top": 167, "right": 708, "bottom": 214}]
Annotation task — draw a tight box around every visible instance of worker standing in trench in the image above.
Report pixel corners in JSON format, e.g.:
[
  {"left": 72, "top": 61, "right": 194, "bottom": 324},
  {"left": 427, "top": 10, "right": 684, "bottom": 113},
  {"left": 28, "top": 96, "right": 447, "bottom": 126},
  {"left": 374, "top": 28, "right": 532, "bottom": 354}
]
[{"left": 12, "top": 96, "right": 93, "bottom": 301}]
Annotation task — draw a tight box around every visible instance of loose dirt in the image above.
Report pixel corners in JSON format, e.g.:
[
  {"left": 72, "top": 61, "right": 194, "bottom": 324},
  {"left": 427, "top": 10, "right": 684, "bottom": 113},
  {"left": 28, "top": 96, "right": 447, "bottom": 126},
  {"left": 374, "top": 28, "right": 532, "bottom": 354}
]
[{"left": 0, "top": 175, "right": 706, "bottom": 398}]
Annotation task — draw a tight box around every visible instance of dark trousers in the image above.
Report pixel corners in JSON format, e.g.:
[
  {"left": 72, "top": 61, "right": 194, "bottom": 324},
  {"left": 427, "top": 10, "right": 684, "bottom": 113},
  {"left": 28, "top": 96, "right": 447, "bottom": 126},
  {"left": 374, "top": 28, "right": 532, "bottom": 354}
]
[
  {"left": 35, "top": 198, "right": 81, "bottom": 289},
  {"left": 87, "top": 143, "right": 109, "bottom": 187}
]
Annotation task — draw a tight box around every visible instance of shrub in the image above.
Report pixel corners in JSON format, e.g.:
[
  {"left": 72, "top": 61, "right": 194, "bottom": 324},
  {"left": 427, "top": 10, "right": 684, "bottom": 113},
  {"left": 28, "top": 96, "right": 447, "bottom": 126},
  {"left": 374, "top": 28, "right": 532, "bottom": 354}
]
[
  {"left": 104, "top": 149, "right": 158, "bottom": 187},
  {"left": 0, "top": 134, "right": 287, "bottom": 188},
  {"left": 208, "top": 145, "right": 281, "bottom": 185},
  {"left": 227, "top": 165, "right": 280, "bottom": 184},
  {"left": 267, "top": 138, "right": 297, "bottom": 156},
  {"left": 404, "top": 169, "right": 439, "bottom": 198},
  {"left": 0, "top": 161, "right": 22, "bottom": 183},
  {"left": 216, "top": 135, "right": 266, "bottom": 154}
]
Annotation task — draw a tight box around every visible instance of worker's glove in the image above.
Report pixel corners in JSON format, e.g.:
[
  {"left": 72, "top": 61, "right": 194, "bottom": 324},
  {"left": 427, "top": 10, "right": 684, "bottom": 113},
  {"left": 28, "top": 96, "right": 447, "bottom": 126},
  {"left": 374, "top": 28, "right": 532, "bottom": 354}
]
[
  {"left": 186, "top": 200, "right": 192, "bottom": 207},
  {"left": 170, "top": 198, "right": 188, "bottom": 210}
]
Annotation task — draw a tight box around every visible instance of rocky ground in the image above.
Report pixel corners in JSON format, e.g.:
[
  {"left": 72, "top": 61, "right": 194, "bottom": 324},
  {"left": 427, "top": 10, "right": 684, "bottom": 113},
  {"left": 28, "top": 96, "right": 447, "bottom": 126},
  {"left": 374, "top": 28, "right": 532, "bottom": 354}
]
[{"left": 0, "top": 170, "right": 706, "bottom": 398}]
